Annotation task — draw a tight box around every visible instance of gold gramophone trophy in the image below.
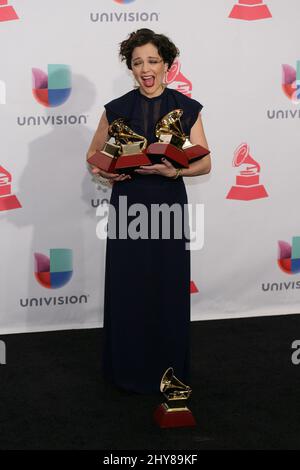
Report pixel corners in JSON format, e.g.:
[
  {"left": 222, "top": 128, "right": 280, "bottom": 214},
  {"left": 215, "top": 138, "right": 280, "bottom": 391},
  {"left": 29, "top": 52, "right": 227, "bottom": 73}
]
[
  {"left": 87, "top": 119, "right": 151, "bottom": 174},
  {"left": 146, "top": 109, "right": 189, "bottom": 168},
  {"left": 146, "top": 109, "right": 209, "bottom": 167},
  {"left": 183, "top": 137, "right": 210, "bottom": 164},
  {"left": 110, "top": 119, "right": 151, "bottom": 173},
  {"left": 153, "top": 367, "right": 196, "bottom": 428}
]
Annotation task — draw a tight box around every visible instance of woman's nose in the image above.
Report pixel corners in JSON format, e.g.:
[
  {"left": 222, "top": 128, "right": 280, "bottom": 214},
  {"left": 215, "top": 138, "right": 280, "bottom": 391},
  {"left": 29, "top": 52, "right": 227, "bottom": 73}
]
[{"left": 141, "top": 62, "right": 150, "bottom": 73}]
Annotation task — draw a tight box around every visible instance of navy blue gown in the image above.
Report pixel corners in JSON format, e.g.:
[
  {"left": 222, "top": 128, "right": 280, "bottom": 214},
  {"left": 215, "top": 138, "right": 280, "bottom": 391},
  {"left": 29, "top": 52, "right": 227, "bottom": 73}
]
[{"left": 102, "top": 87, "right": 202, "bottom": 393}]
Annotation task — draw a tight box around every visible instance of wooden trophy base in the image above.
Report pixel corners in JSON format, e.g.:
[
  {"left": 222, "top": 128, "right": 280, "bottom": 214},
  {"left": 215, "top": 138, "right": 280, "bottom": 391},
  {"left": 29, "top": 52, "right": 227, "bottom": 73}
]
[
  {"left": 114, "top": 152, "right": 151, "bottom": 174},
  {"left": 87, "top": 150, "right": 117, "bottom": 173},
  {"left": 154, "top": 403, "right": 196, "bottom": 429},
  {"left": 146, "top": 143, "right": 189, "bottom": 168},
  {"left": 184, "top": 144, "right": 210, "bottom": 163}
]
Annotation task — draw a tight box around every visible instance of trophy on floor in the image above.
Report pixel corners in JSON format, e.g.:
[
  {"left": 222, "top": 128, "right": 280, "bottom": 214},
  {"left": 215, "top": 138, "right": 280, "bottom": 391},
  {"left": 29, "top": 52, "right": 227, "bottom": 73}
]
[
  {"left": 154, "top": 367, "right": 196, "bottom": 428},
  {"left": 88, "top": 118, "right": 151, "bottom": 174},
  {"left": 146, "top": 109, "right": 209, "bottom": 167}
]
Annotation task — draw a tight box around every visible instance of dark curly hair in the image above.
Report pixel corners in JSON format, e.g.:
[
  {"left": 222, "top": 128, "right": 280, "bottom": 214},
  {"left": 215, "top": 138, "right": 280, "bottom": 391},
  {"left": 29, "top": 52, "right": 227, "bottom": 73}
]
[{"left": 119, "top": 29, "right": 179, "bottom": 70}]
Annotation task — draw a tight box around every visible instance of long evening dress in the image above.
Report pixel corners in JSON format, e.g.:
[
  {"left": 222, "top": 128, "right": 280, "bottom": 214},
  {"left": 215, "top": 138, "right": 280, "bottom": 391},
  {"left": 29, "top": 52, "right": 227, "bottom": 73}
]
[{"left": 102, "top": 86, "right": 202, "bottom": 393}]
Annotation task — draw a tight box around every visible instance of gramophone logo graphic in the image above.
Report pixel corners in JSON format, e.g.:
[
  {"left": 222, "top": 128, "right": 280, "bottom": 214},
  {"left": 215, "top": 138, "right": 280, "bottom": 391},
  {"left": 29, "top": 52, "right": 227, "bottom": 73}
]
[
  {"left": 226, "top": 143, "right": 268, "bottom": 201},
  {"left": 190, "top": 281, "right": 199, "bottom": 294},
  {"left": 229, "top": 0, "right": 272, "bottom": 21},
  {"left": 0, "top": 166, "right": 21, "bottom": 211},
  {"left": 278, "top": 237, "right": 300, "bottom": 275},
  {"left": 166, "top": 59, "right": 192, "bottom": 98},
  {"left": 0, "top": 0, "right": 18, "bottom": 22},
  {"left": 282, "top": 61, "right": 300, "bottom": 104}
]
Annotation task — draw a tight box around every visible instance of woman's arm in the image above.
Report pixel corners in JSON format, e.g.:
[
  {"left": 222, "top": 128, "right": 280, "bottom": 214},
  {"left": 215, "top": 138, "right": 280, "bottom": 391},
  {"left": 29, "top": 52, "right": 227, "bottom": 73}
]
[
  {"left": 180, "top": 113, "right": 211, "bottom": 177},
  {"left": 86, "top": 110, "right": 109, "bottom": 160},
  {"left": 87, "top": 111, "right": 130, "bottom": 182}
]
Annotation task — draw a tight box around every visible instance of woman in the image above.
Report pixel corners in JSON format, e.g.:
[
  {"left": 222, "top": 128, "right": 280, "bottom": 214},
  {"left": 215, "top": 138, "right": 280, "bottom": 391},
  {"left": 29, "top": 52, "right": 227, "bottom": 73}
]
[{"left": 87, "top": 29, "right": 211, "bottom": 394}]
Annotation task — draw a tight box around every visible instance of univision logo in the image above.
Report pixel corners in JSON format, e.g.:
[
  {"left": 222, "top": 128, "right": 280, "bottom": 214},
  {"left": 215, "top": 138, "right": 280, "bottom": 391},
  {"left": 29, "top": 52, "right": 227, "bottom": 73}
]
[
  {"left": 278, "top": 237, "right": 300, "bottom": 275},
  {"left": 90, "top": 11, "right": 159, "bottom": 22},
  {"left": 267, "top": 61, "right": 300, "bottom": 120},
  {"left": 282, "top": 61, "right": 300, "bottom": 105},
  {"left": 32, "top": 64, "right": 71, "bottom": 108},
  {"left": 20, "top": 294, "right": 88, "bottom": 308},
  {"left": 17, "top": 65, "right": 88, "bottom": 127},
  {"left": 90, "top": 0, "right": 159, "bottom": 23},
  {"left": 261, "top": 237, "right": 300, "bottom": 292},
  {"left": 34, "top": 248, "right": 73, "bottom": 289},
  {"left": 91, "top": 184, "right": 110, "bottom": 209},
  {"left": 19, "top": 248, "right": 90, "bottom": 308}
]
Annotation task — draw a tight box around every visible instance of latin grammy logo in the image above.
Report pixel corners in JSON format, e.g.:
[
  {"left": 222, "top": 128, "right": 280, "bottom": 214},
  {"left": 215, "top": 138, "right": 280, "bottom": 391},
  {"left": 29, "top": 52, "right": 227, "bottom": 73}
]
[
  {"left": 190, "top": 281, "right": 199, "bottom": 294},
  {"left": 0, "top": 0, "right": 18, "bottom": 22},
  {"left": 0, "top": 166, "right": 22, "bottom": 211},
  {"left": 166, "top": 59, "right": 192, "bottom": 98},
  {"left": 226, "top": 143, "right": 268, "bottom": 201},
  {"left": 229, "top": 0, "right": 272, "bottom": 21}
]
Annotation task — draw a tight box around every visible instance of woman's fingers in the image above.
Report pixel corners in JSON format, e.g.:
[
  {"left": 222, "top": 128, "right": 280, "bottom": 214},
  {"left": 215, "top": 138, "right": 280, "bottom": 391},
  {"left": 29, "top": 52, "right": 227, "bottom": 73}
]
[
  {"left": 90, "top": 165, "right": 100, "bottom": 173},
  {"left": 161, "top": 157, "right": 174, "bottom": 169},
  {"left": 111, "top": 173, "right": 131, "bottom": 182},
  {"left": 138, "top": 164, "right": 160, "bottom": 171}
]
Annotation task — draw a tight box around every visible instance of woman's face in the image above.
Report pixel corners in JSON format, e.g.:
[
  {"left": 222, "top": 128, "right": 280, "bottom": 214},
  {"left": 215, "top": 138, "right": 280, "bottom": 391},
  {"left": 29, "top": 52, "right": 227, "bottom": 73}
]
[{"left": 131, "top": 42, "right": 168, "bottom": 98}]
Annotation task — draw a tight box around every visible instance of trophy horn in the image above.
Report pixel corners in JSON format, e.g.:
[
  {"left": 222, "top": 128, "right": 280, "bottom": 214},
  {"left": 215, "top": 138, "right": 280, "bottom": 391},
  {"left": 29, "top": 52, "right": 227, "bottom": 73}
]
[
  {"left": 109, "top": 118, "right": 147, "bottom": 151},
  {"left": 160, "top": 367, "right": 192, "bottom": 401},
  {"left": 155, "top": 109, "right": 186, "bottom": 147},
  {"left": 153, "top": 367, "right": 196, "bottom": 428}
]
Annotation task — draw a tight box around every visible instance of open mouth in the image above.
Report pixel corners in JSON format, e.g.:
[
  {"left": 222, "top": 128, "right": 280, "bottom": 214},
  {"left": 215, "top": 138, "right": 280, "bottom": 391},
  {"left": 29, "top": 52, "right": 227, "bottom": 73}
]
[{"left": 141, "top": 75, "right": 155, "bottom": 88}]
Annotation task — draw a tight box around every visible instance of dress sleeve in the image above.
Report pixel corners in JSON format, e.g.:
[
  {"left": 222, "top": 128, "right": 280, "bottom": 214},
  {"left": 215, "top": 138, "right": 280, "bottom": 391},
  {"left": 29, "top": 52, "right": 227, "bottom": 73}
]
[
  {"left": 104, "top": 90, "right": 136, "bottom": 125},
  {"left": 104, "top": 102, "right": 120, "bottom": 125},
  {"left": 171, "top": 90, "right": 203, "bottom": 135},
  {"left": 182, "top": 98, "right": 203, "bottom": 136},
  {"left": 188, "top": 99, "right": 203, "bottom": 129}
]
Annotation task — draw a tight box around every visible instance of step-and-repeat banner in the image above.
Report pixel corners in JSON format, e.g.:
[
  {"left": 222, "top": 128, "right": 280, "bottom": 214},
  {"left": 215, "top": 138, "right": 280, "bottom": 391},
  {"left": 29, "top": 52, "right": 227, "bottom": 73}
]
[{"left": 1, "top": 0, "right": 300, "bottom": 333}]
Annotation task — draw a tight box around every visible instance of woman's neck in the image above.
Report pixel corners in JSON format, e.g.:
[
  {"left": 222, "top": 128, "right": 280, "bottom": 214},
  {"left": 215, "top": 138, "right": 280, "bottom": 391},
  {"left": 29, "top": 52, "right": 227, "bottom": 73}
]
[{"left": 138, "top": 84, "right": 166, "bottom": 99}]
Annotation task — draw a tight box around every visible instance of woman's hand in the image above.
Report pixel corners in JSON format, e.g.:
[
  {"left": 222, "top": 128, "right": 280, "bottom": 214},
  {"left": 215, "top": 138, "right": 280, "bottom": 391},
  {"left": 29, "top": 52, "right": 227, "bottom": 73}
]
[
  {"left": 134, "top": 158, "right": 177, "bottom": 178},
  {"left": 90, "top": 164, "right": 131, "bottom": 182}
]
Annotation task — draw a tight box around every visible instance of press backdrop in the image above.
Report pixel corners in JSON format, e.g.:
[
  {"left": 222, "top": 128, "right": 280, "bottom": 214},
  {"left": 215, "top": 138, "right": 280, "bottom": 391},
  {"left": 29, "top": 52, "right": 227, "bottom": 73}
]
[{"left": 1, "top": 0, "right": 300, "bottom": 334}]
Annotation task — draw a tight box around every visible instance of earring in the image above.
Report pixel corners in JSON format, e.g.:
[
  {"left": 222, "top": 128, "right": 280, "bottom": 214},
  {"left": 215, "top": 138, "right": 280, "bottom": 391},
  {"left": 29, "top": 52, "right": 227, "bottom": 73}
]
[{"left": 163, "top": 71, "right": 168, "bottom": 86}]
